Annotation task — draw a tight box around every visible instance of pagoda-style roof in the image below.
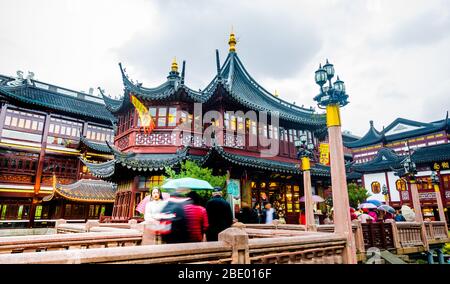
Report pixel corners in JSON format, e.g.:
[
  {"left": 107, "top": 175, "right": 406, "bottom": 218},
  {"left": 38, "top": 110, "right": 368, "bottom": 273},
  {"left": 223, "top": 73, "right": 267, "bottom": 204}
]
[
  {"left": 82, "top": 142, "right": 330, "bottom": 179},
  {"left": 352, "top": 148, "right": 404, "bottom": 173},
  {"left": 344, "top": 121, "right": 383, "bottom": 148},
  {"left": 0, "top": 76, "right": 114, "bottom": 124},
  {"left": 81, "top": 144, "right": 191, "bottom": 179},
  {"left": 43, "top": 179, "right": 116, "bottom": 203},
  {"left": 101, "top": 36, "right": 326, "bottom": 129},
  {"left": 78, "top": 135, "right": 111, "bottom": 154},
  {"left": 203, "top": 145, "right": 330, "bottom": 177},
  {"left": 411, "top": 143, "right": 450, "bottom": 164},
  {"left": 351, "top": 142, "right": 450, "bottom": 173},
  {"left": 345, "top": 115, "right": 449, "bottom": 149}
]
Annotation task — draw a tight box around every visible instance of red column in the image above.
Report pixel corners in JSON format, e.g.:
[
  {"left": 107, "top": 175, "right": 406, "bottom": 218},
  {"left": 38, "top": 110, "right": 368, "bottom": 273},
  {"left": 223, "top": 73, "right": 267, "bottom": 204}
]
[{"left": 29, "top": 113, "right": 51, "bottom": 228}]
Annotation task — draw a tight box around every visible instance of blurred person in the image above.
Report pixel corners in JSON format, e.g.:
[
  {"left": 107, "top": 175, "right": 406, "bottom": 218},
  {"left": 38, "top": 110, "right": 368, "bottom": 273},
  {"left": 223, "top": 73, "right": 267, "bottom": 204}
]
[
  {"left": 237, "top": 202, "right": 253, "bottom": 224},
  {"left": 184, "top": 191, "right": 209, "bottom": 242},
  {"left": 368, "top": 208, "right": 378, "bottom": 222},
  {"left": 252, "top": 203, "right": 262, "bottom": 224},
  {"left": 205, "top": 187, "right": 233, "bottom": 241},
  {"left": 262, "top": 203, "right": 278, "bottom": 224},
  {"left": 394, "top": 208, "right": 406, "bottom": 222},
  {"left": 159, "top": 187, "right": 191, "bottom": 244}
]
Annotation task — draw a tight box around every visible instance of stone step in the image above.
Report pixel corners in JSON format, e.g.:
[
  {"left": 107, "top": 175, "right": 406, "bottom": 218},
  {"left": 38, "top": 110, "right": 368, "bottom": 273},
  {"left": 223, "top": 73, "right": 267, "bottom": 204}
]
[{"left": 379, "top": 250, "right": 407, "bottom": 264}]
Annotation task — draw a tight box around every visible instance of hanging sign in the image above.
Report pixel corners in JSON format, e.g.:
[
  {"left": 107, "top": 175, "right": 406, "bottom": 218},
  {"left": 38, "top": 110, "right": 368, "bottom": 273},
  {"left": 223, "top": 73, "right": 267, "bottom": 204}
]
[
  {"left": 227, "top": 179, "right": 240, "bottom": 198},
  {"left": 319, "top": 143, "right": 330, "bottom": 166}
]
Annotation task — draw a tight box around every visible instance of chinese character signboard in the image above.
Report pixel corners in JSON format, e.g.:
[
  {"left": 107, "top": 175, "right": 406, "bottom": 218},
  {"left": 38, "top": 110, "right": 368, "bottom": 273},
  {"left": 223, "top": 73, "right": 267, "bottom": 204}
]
[
  {"left": 433, "top": 161, "right": 450, "bottom": 171},
  {"left": 319, "top": 143, "right": 330, "bottom": 166}
]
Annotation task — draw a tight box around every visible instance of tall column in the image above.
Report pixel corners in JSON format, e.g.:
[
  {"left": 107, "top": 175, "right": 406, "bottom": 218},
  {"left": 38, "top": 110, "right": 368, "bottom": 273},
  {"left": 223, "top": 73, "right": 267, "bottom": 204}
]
[
  {"left": 29, "top": 113, "right": 51, "bottom": 228},
  {"left": 302, "top": 157, "right": 316, "bottom": 231},
  {"left": 0, "top": 103, "right": 8, "bottom": 137},
  {"left": 129, "top": 176, "right": 140, "bottom": 219},
  {"left": 434, "top": 184, "right": 448, "bottom": 231},
  {"left": 327, "top": 104, "right": 357, "bottom": 264},
  {"left": 409, "top": 180, "right": 429, "bottom": 250}
]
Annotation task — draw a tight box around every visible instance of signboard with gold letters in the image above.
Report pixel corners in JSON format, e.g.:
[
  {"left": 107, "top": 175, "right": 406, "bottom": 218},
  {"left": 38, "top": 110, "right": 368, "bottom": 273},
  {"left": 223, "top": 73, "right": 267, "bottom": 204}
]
[
  {"left": 319, "top": 143, "right": 330, "bottom": 166},
  {"left": 432, "top": 161, "right": 450, "bottom": 171}
]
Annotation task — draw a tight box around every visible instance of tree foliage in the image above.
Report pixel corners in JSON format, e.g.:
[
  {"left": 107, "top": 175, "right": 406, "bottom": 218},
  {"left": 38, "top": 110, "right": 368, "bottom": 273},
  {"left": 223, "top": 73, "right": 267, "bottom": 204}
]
[
  {"left": 164, "top": 160, "right": 228, "bottom": 205},
  {"left": 323, "top": 183, "right": 370, "bottom": 209}
]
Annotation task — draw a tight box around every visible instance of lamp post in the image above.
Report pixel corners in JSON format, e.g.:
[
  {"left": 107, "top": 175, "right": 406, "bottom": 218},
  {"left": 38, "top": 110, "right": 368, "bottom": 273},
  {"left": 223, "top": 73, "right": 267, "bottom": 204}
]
[
  {"left": 295, "top": 134, "right": 316, "bottom": 231},
  {"left": 313, "top": 59, "right": 356, "bottom": 264},
  {"left": 431, "top": 171, "right": 448, "bottom": 226},
  {"left": 382, "top": 185, "right": 389, "bottom": 203},
  {"left": 393, "top": 144, "right": 429, "bottom": 250}
]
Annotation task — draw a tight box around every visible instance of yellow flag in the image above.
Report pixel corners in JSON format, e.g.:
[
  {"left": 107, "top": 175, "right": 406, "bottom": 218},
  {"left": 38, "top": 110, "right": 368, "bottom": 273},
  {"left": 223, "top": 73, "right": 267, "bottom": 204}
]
[
  {"left": 129, "top": 94, "right": 155, "bottom": 134},
  {"left": 319, "top": 143, "right": 330, "bottom": 165}
]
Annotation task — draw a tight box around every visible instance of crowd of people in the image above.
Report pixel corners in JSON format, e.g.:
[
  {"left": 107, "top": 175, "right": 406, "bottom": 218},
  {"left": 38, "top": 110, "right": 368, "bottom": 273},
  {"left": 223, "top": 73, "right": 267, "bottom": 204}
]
[
  {"left": 143, "top": 186, "right": 233, "bottom": 244},
  {"left": 348, "top": 205, "right": 415, "bottom": 224},
  {"left": 235, "top": 202, "right": 279, "bottom": 224}
]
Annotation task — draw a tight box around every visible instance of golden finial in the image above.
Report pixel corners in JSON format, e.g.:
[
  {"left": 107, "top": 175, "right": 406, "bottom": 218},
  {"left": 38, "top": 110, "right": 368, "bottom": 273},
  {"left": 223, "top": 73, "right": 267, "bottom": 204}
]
[
  {"left": 228, "top": 29, "right": 236, "bottom": 53},
  {"left": 274, "top": 90, "right": 279, "bottom": 97},
  {"left": 171, "top": 57, "right": 178, "bottom": 72}
]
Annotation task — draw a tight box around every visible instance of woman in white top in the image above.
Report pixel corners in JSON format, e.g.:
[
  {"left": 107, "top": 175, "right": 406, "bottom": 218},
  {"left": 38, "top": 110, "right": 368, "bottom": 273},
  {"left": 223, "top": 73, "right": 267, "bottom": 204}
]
[{"left": 144, "top": 187, "right": 168, "bottom": 222}]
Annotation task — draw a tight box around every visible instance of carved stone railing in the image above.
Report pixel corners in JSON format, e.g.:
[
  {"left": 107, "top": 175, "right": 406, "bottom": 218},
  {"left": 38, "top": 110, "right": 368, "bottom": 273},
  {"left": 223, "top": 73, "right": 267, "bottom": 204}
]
[
  {"left": 0, "top": 231, "right": 143, "bottom": 254},
  {"left": 395, "top": 222, "right": 426, "bottom": 251},
  {"left": 0, "top": 224, "right": 348, "bottom": 264},
  {"left": 424, "top": 221, "right": 449, "bottom": 244}
]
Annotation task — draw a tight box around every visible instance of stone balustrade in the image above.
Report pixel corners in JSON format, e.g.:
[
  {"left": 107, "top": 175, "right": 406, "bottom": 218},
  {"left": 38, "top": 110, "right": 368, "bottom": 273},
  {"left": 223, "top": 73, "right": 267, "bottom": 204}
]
[
  {"left": 0, "top": 224, "right": 348, "bottom": 264},
  {"left": 0, "top": 231, "right": 143, "bottom": 254}
]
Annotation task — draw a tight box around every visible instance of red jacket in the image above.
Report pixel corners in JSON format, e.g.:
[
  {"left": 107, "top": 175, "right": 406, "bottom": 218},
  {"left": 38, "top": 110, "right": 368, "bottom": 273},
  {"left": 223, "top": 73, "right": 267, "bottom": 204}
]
[{"left": 184, "top": 204, "right": 209, "bottom": 242}]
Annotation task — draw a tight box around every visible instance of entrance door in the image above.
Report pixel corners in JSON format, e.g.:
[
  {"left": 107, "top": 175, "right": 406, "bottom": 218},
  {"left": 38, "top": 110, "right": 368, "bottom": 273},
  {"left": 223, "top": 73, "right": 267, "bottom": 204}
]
[{"left": 284, "top": 185, "right": 300, "bottom": 224}]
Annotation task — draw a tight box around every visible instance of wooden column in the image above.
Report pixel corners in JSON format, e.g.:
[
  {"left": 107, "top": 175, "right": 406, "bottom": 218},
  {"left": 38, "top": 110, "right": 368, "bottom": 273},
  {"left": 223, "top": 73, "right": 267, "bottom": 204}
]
[
  {"left": 326, "top": 104, "right": 357, "bottom": 264},
  {"left": 129, "top": 176, "right": 139, "bottom": 219},
  {"left": 302, "top": 157, "right": 316, "bottom": 231},
  {"left": 29, "top": 113, "right": 51, "bottom": 228},
  {"left": 241, "top": 170, "right": 252, "bottom": 206},
  {"left": 409, "top": 180, "right": 429, "bottom": 250},
  {"left": 434, "top": 184, "right": 448, "bottom": 231}
]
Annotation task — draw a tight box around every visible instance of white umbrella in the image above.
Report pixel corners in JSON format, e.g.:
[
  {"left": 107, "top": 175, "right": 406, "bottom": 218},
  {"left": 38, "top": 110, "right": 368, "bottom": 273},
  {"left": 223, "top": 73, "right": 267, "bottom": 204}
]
[{"left": 358, "top": 203, "right": 378, "bottom": 209}]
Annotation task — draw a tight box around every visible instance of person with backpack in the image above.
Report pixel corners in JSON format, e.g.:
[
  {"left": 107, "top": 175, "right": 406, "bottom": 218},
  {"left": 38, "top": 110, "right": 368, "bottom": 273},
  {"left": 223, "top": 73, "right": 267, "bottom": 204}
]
[{"left": 159, "top": 187, "right": 190, "bottom": 244}]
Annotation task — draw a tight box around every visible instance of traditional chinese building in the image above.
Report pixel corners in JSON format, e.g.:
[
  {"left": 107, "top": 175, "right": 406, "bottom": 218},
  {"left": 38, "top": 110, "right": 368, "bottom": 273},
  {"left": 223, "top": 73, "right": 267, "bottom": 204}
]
[
  {"left": 346, "top": 116, "right": 450, "bottom": 221},
  {"left": 0, "top": 73, "right": 116, "bottom": 227},
  {"left": 84, "top": 33, "right": 332, "bottom": 224}
]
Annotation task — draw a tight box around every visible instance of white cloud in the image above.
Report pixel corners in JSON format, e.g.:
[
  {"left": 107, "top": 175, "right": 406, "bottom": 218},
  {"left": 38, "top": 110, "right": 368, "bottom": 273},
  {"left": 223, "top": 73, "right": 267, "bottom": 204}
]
[{"left": 0, "top": 0, "right": 449, "bottom": 136}]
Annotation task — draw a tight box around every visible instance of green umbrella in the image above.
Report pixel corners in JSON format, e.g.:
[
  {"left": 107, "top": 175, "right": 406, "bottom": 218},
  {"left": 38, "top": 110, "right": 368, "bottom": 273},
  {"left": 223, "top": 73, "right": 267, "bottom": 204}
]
[{"left": 161, "top": 177, "right": 213, "bottom": 190}]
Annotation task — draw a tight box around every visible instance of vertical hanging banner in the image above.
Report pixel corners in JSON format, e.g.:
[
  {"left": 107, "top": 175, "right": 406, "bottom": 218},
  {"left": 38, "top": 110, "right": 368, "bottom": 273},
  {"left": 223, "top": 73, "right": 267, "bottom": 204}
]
[
  {"left": 319, "top": 143, "right": 330, "bottom": 166},
  {"left": 130, "top": 94, "right": 155, "bottom": 134}
]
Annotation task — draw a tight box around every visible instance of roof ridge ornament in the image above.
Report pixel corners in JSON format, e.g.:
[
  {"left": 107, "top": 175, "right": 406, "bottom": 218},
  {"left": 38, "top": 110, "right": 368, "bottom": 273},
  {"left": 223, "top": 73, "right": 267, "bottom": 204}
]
[
  {"left": 171, "top": 57, "right": 178, "bottom": 72},
  {"left": 228, "top": 30, "right": 237, "bottom": 53}
]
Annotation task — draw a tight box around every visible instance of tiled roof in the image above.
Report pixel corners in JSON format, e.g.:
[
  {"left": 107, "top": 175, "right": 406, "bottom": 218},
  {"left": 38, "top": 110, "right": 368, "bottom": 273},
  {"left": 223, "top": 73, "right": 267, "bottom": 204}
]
[
  {"left": 0, "top": 78, "right": 114, "bottom": 124},
  {"left": 203, "top": 146, "right": 330, "bottom": 177},
  {"left": 411, "top": 143, "right": 450, "bottom": 164},
  {"left": 103, "top": 53, "right": 327, "bottom": 129},
  {"left": 43, "top": 179, "right": 116, "bottom": 203},
  {"left": 345, "top": 116, "right": 449, "bottom": 149},
  {"left": 78, "top": 135, "right": 111, "bottom": 154}
]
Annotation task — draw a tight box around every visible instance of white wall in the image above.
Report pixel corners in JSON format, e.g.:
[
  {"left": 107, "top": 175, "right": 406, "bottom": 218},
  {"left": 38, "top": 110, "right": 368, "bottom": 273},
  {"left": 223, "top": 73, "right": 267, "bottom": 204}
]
[
  {"left": 386, "top": 171, "right": 401, "bottom": 202},
  {"left": 363, "top": 173, "right": 388, "bottom": 202}
]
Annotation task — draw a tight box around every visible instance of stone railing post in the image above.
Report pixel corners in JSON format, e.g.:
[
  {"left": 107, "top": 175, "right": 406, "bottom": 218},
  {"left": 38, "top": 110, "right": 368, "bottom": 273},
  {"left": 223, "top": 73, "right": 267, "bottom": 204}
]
[
  {"left": 351, "top": 220, "right": 365, "bottom": 257},
  {"left": 85, "top": 220, "right": 100, "bottom": 232},
  {"left": 55, "top": 219, "right": 66, "bottom": 228},
  {"left": 219, "top": 223, "right": 250, "bottom": 264},
  {"left": 386, "top": 220, "right": 401, "bottom": 251},
  {"left": 141, "top": 222, "right": 156, "bottom": 245}
]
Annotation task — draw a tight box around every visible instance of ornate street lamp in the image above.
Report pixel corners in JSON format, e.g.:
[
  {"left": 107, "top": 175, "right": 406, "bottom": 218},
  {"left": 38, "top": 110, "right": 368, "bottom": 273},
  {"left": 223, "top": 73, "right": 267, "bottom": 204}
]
[
  {"left": 295, "top": 134, "right": 316, "bottom": 231},
  {"left": 382, "top": 185, "right": 389, "bottom": 203},
  {"left": 313, "top": 59, "right": 356, "bottom": 264}
]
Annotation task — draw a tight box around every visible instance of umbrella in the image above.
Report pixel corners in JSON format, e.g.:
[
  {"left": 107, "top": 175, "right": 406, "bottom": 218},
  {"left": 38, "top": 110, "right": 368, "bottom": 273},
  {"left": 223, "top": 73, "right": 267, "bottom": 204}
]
[
  {"left": 161, "top": 177, "right": 213, "bottom": 190},
  {"left": 377, "top": 204, "right": 395, "bottom": 214},
  {"left": 135, "top": 192, "right": 171, "bottom": 214},
  {"left": 299, "top": 195, "right": 325, "bottom": 202},
  {"left": 358, "top": 203, "right": 378, "bottom": 209},
  {"left": 366, "top": 199, "right": 383, "bottom": 207}
]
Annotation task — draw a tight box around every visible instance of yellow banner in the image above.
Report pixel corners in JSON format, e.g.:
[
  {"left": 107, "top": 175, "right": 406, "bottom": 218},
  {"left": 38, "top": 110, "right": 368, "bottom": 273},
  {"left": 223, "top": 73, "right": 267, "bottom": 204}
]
[
  {"left": 319, "top": 143, "right": 330, "bottom": 166},
  {"left": 130, "top": 94, "right": 155, "bottom": 133}
]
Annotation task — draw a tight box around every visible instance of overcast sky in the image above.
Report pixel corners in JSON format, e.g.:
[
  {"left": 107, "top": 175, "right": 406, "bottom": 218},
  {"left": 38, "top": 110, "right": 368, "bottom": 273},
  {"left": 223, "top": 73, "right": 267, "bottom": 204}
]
[{"left": 1, "top": 0, "right": 449, "bottom": 136}]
